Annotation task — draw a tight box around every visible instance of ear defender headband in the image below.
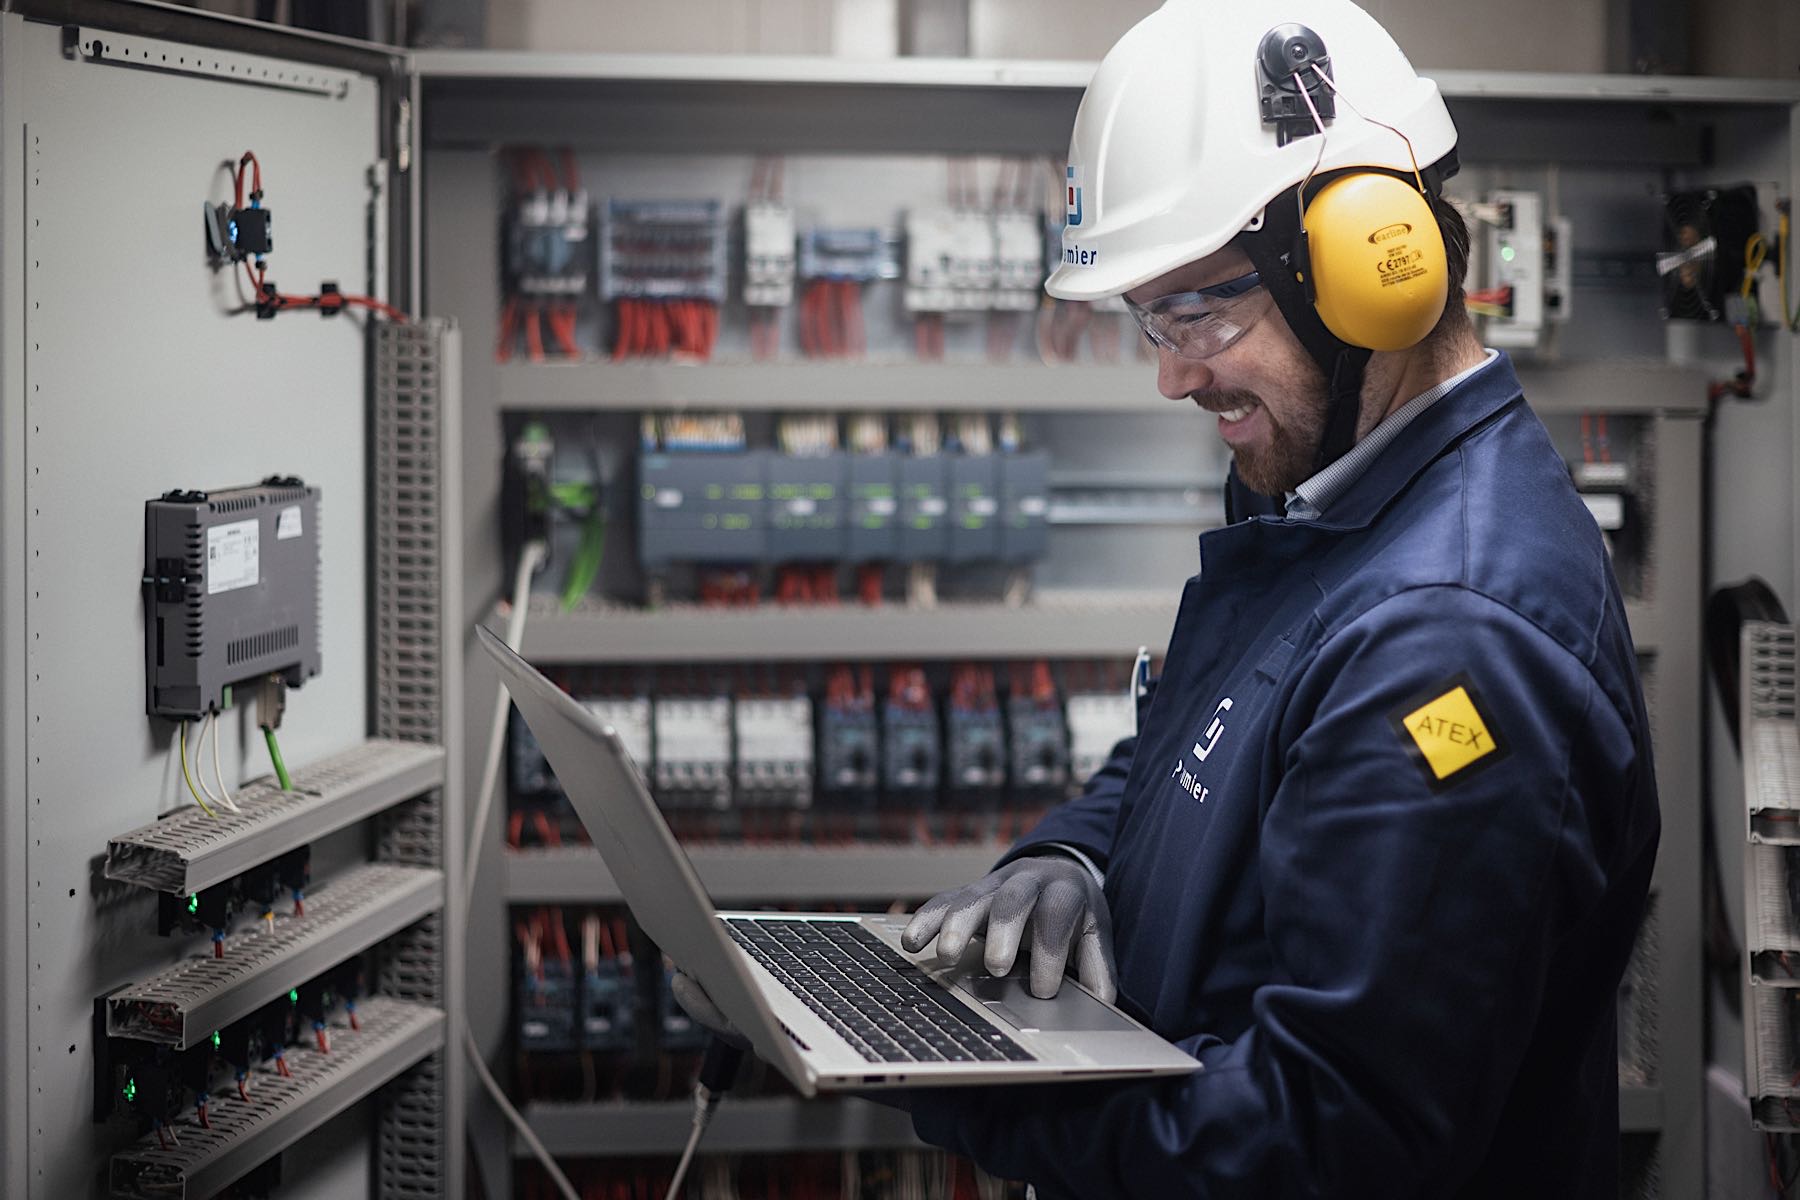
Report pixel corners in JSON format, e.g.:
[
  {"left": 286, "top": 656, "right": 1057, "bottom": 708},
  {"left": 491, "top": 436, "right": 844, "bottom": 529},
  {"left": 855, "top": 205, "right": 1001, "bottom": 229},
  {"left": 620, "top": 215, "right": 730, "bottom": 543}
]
[{"left": 1242, "top": 22, "right": 1454, "bottom": 475}]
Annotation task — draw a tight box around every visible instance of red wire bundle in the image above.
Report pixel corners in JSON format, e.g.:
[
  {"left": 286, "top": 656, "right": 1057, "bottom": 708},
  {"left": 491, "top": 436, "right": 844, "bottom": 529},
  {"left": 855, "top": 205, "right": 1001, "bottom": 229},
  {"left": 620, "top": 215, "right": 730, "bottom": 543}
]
[
  {"left": 611, "top": 299, "right": 718, "bottom": 360},
  {"left": 914, "top": 311, "right": 947, "bottom": 360},
  {"left": 498, "top": 147, "right": 584, "bottom": 361},
  {"left": 797, "top": 279, "right": 865, "bottom": 358},
  {"left": 698, "top": 568, "right": 759, "bottom": 607},
  {"left": 774, "top": 565, "right": 840, "bottom": 605},
  {"left": 856, "top": 562, "right": 884, "bottom": 606},
  {"left": 889, "top": 665, "right": 932, "bottom": 711}
]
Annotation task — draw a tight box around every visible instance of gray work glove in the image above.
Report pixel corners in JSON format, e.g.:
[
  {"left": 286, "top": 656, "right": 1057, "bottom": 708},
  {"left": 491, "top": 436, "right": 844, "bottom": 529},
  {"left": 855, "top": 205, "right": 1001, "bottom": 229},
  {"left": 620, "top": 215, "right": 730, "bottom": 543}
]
[
  {"left": 669, "top": 971, "right": 750, "bottom": 1050},
  {"left": 901, "top": 854, "right": 1118, "bottom": 1003}
]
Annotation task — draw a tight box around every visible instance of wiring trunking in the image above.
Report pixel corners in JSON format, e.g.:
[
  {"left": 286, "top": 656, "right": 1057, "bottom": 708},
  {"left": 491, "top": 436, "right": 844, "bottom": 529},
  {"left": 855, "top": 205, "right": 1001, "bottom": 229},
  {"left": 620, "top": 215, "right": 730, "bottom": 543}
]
[{"left": 1740, "top": 623, "right": 1800, "bottom": 1129}]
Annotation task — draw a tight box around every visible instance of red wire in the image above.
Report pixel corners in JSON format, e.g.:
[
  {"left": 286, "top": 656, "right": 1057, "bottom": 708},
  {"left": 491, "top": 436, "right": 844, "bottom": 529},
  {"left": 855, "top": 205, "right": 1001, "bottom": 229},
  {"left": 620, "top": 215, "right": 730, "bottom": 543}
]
[
  {"left": 843, "top": 280, "right": 865, "bottom": 355},
  {"left": 497, "top": 298, "right": 519, "bottom": 363},
  {"left": 549, "top": 907, "right": 574, "bottom": 962},
  {"left": 525, "top": 304, "right": 545, "bottom": 362}
]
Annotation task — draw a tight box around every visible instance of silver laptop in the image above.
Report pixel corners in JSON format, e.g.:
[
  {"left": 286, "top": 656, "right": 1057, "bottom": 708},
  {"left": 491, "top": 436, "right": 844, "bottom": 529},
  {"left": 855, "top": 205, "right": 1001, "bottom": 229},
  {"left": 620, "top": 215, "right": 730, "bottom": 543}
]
[{"left": 479, "top": 625, "right": 1197, "bottom": 1095}]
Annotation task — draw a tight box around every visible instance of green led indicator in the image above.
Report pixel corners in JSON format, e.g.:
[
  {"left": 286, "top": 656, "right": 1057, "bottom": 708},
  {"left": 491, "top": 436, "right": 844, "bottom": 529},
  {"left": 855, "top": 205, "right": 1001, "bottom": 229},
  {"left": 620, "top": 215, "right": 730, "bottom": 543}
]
[
  {"left": 187, "top": 895, "right": 199, "bottom": 915},
  {"left": 123, "top": 1078, "right": 138, "bottom": 1103},
  {"left": 1500, "top": 245, "right": 1516, "bottom": 263},
  {"left": 212, "top": 1031, "right": 222, "bottom": 1049},
  {"left": 289, "top": 989, "right": 299, "bottom": 1004}
]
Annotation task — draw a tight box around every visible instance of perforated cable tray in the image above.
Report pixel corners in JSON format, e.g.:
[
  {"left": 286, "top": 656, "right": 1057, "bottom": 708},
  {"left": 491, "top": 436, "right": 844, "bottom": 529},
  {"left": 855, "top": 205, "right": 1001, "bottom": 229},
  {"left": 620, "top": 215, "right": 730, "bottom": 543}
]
[
  {"left": 104, "top": 739, "right": 445, "bottom": 893},
  {"left": 107, "top": 996, "right": 444, "bottom": 1200},
  {"left": 104, "top": 863, "right": 442, "bottom": 1048}
]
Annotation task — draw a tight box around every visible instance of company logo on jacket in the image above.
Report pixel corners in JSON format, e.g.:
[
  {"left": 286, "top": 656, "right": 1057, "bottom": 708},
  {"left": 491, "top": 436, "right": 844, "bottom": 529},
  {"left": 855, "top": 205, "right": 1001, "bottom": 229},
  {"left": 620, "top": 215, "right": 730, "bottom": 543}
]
[{"left": 1168, "top": 697, "right": 1233, "bottom": 804}]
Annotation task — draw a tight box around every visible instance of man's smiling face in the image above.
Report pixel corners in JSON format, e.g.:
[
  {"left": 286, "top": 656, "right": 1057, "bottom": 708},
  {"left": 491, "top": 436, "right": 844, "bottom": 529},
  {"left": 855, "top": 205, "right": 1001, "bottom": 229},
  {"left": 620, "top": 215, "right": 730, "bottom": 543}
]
[{"left": 1126, "top": 245, "right": 1329, "bottom": 496}]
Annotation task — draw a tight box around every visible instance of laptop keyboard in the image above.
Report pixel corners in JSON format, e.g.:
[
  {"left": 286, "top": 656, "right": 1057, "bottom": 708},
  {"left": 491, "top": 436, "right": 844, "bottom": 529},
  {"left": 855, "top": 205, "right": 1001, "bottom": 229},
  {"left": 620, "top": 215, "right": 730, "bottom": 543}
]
[{"left": 723, "top": 918, "right": 1035, "bottom": 1065}]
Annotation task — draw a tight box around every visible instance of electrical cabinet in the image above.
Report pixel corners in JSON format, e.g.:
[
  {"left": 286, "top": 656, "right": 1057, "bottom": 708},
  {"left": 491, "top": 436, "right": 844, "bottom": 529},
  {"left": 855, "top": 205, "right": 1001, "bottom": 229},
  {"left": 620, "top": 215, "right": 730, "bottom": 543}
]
[
  {"left": 0, "top": 8, "right": 458, "bottom": 1200},
  {"left": 417, "top": 51, "right": 1799, "bottom": 1200},
  {"left": 3, "top": 5, "right": 1797, "bottom": 1197}
]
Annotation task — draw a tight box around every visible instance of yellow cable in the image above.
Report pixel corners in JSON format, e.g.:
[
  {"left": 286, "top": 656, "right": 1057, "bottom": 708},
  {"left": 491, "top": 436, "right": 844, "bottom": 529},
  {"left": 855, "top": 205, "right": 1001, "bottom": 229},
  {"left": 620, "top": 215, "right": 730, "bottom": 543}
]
[
  {"left": 1743, "top": 233, "right": 1766, "bottom": 298},
  {"left": 178, "top": 721, "right": 217, "bottom": 818},
  {"left": 1781, "top": 208, "right": 1798, "bottom": 332}
]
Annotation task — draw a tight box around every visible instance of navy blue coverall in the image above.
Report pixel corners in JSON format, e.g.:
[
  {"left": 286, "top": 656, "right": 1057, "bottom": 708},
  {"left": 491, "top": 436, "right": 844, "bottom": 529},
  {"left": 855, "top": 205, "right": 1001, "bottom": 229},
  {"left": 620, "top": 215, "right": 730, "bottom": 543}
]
[{"left": 911, "top": 355, "right": 1661, "bottom": 1197}]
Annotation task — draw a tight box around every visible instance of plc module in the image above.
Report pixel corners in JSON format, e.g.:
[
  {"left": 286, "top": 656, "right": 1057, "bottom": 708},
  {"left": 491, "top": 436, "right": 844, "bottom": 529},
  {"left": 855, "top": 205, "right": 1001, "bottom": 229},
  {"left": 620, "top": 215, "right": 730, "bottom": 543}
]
[{"left": 142, "top": 477, "right": 322, "bottom": 719}]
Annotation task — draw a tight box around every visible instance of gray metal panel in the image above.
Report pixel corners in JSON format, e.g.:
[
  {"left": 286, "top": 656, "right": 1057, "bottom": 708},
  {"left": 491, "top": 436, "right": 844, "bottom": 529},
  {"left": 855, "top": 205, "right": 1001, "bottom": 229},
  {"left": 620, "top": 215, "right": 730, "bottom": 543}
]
[
  {"left": 423, "top": 146, "right": 512, "bottom": 1200},
  {"left": 419, "top": 58, "right": 1765, "bottom": 1200},
  {"left": 516, "top": 594, "right": 1176, "bottom": 662},
  {"left": 0, "top": 18, "right": 27, "bottom": 1200},
  {"left": 492, "top": 360, "right": 1711, "bottom": 414},
  {"left": 520, "top": 1097, "right": 922, "bottom": 1156},
  {"left": 1619, "top": 1086, "right": 1664, "bottom": 1133},
  {"left": 1647, "top": 411, "right": 1705, "bottom": 1195},
  {"left": 104, "top": 740, "right": 446, "bottom": 894},
  {"left": 103, "top": 863, "right": 441, "bottom": 1049},
  {"left": 503, "top": 843, "right": 1006, "bottom": 903},
  {"left": 1, "top": 14, "right": 385, "bottom": 1198},
  {"left": 410, "top": 51, "right": 1800, "bottom": 104},
  {"left": 106, "top": 997, "right": 445, "bottom": 1200}
]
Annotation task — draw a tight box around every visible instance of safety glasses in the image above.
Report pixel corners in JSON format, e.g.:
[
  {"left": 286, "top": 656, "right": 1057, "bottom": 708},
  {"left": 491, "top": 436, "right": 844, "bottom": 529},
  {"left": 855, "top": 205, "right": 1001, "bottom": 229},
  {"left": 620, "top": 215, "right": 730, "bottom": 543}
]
[{"left": 1125, "top": 270, "right": 1272, "bottom": 360}]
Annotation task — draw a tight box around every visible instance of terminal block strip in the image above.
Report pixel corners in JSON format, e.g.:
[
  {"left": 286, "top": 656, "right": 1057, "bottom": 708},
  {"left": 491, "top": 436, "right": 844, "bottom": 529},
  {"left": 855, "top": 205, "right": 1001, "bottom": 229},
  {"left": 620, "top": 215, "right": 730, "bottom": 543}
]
[
  {"left": 105, "top": 739, "right": 445, "bottom": 894},
  {"left": 107, "top": 997, "right": 444, "bottom": 1200},
  {"left": 105, "top": 864, "right": 442, "bottom": 1048}
]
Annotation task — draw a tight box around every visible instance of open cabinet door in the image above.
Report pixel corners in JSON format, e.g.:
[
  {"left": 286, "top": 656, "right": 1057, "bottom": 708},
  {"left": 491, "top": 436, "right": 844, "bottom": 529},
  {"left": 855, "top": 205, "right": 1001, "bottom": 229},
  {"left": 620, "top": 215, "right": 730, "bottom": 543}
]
[{"left": 0, "top": 4, "right": 453, "bottom": 1199}]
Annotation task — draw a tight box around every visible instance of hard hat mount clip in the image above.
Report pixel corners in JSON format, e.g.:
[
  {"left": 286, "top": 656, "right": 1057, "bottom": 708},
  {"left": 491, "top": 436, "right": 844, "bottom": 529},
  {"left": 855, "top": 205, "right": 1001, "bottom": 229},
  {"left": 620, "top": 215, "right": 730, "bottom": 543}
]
[{"left": 1257, "top": 24, "right": 1336, "bottom": 147}]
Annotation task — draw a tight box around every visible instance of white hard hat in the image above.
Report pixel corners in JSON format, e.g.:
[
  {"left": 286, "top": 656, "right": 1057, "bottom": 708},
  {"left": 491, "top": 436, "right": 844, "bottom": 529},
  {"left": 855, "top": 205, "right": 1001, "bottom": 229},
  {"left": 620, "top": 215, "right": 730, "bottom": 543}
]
[{"left": 1046, "top": 0, "right": 1458, "bottom": 302}]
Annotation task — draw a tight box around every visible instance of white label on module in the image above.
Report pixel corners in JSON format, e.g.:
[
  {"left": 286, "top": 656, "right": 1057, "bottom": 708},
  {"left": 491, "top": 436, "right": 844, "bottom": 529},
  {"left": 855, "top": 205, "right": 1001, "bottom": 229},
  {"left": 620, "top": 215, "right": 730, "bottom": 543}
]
[
  {"left": 276, "top": 505, "right": 303, "bottom": 540},
  {"left": 968, "top": 497, "right": 999, "bottom": 517},
  {"left": 867, "top": 497, "right": 897, "bottom": 516},
  {"left": 1574, "top": 462, "right": 1630, "bottom": 488},
  {"left": 788, "top": 498, "right": 817, "bottom": 517},
  {"left": 655, "top": 488, "right": 684, "bottom": 508},
  {"left": 919, "top": 497, "right": 948, "bottom": 517},
  {"left": 1581, "top": 493, "right": 1625, "bottom": 530},
  {"left": 206, "top": 519, "right": 260, "bottom": 594}
]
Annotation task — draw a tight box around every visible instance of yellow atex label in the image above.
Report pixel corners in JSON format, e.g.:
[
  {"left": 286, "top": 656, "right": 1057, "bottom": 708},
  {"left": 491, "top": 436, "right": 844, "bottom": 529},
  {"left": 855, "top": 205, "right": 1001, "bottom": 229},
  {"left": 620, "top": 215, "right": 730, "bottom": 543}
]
[{"left": 1390, "top": 674, "right": 1508, "bottom": 789}]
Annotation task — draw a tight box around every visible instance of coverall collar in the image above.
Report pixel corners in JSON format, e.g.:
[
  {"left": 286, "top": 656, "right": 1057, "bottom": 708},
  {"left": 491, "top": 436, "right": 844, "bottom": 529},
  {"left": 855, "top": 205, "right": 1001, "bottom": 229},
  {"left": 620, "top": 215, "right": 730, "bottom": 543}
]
[{"left": 1257, "top": 350, "right": 1526, "bottom": 537}]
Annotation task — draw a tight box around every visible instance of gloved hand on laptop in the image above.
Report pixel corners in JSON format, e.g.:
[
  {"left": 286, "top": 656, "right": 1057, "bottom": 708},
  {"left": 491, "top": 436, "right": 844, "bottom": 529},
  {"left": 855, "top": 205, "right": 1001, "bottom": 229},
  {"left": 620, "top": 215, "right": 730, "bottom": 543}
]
[{"left": 901, "top": 852, "right": 1118, "bottom": 1003}]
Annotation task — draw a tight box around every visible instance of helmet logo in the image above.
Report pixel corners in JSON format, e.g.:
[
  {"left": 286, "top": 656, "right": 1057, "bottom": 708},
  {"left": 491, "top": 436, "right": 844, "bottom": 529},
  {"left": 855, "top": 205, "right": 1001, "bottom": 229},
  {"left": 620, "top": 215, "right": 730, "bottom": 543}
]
[
  {"left": 1368, "top": 222, "right": 1414, "bottom": 244},
  {"left": 1066, "top": 165, "right": 1084, "bottom": 227}
]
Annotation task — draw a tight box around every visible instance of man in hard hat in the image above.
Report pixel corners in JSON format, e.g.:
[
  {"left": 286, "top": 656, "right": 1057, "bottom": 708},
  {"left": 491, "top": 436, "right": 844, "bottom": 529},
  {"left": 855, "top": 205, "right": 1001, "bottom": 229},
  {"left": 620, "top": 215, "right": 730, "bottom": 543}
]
[
  {"left": 679, "top": 0, "right": 1658, "bottom": 1193},
  {"left": 891, "top": 1, "right": 1660, "bottom": 1196}
]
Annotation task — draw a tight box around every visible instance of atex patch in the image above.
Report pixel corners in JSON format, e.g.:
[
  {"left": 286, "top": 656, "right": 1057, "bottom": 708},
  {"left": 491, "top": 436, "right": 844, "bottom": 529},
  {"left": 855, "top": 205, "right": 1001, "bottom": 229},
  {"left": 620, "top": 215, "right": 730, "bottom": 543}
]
[{"left": 1388, "top": 672, "right": 1509, "bottom": 790}]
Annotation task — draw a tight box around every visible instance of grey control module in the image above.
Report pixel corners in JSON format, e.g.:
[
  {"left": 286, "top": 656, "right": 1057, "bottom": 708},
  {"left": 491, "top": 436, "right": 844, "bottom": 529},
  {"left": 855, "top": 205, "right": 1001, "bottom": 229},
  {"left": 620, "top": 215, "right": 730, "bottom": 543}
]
[{"left": 142, "top": 477, "right": 322, "bottom": 719}]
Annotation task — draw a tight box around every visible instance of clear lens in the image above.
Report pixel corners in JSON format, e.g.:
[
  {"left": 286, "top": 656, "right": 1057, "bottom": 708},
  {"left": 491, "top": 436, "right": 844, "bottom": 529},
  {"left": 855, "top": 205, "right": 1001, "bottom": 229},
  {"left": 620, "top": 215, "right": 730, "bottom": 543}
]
[{"left": 1127, "top": 283, "right": 1272, "bottom": 360}]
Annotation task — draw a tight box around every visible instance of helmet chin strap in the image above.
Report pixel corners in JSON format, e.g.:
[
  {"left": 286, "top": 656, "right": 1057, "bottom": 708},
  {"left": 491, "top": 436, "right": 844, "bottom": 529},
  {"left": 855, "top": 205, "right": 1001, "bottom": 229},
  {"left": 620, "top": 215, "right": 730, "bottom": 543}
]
[{"left": 1234, "top": 188, "right": 1369, "bottom": 482}]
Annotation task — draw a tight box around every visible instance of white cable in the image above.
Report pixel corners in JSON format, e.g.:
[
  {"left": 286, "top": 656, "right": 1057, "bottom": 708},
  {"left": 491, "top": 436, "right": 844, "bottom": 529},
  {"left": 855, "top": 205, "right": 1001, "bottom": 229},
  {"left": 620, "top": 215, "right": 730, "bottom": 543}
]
[
  {"left": 461, "top": 1023, "right": 580, "bottom": 1200},
  {"left": 463, "top": 539, "right": 547, "bottom": 924},
  {"left": 666, "top": 1089, "right": 721, "bottom": 1200},
  {"left": 459, "top": 541, "right": 579, "bottom": 1200},
  {"left": 209, "top": 710, "right": 241, "bottom": 813},
  {"left": 192, "top": 713, "right": 231, "bottom": 812}
]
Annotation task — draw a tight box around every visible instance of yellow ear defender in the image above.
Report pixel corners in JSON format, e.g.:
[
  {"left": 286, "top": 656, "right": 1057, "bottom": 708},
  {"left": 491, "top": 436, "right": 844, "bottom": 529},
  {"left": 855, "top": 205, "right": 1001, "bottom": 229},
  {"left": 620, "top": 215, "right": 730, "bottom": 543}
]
[{"left": 1301, "top": 172, "right": 1449, "bottom": 352}]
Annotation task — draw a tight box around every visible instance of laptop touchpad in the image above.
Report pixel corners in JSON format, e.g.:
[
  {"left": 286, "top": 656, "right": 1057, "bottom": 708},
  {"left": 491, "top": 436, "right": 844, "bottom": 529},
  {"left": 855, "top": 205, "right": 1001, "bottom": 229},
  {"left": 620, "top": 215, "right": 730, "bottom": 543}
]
[{"left": 955, "top": 974, "right": 1141, "bottom": 1033}]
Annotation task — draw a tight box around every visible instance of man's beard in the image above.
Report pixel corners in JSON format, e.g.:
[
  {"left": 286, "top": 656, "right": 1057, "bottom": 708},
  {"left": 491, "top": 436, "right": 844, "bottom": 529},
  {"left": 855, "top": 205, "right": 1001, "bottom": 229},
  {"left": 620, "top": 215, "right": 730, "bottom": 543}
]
[{"left": 1214, "top": 388, "right": 1326, "bottom": 497}]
